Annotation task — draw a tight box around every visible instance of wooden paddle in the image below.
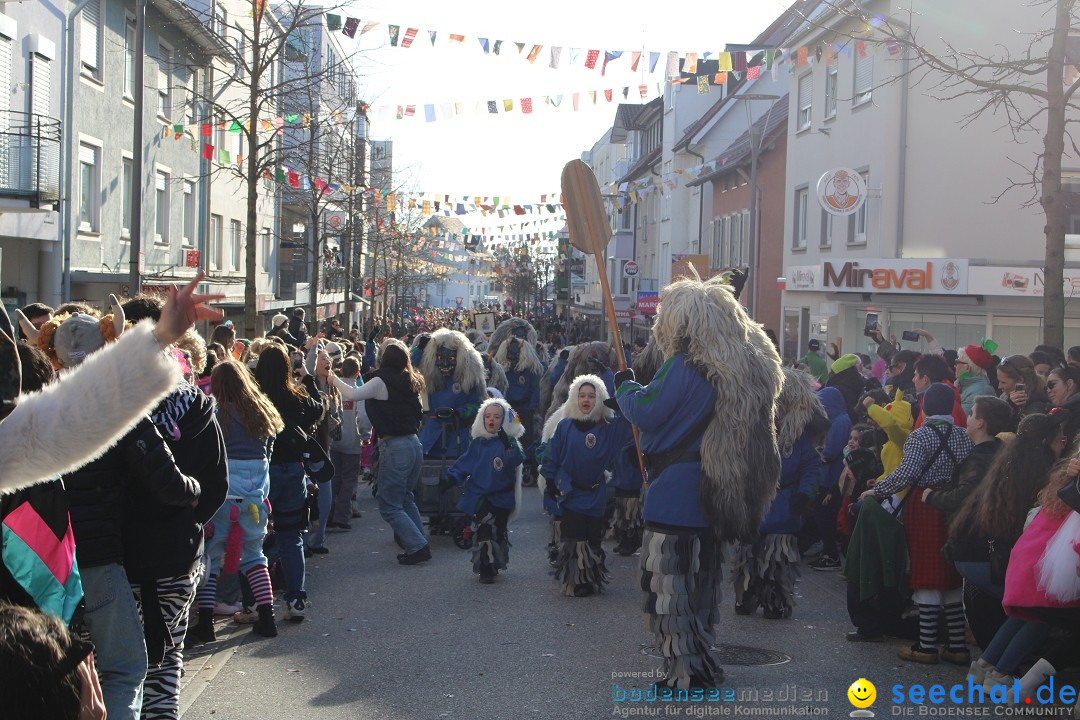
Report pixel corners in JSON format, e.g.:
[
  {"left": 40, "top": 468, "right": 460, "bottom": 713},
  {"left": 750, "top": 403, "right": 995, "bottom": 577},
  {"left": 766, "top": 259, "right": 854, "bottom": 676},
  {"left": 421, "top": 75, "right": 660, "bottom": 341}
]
[{"left": 560, "top": 159, "right": 648, "bottom": 485}]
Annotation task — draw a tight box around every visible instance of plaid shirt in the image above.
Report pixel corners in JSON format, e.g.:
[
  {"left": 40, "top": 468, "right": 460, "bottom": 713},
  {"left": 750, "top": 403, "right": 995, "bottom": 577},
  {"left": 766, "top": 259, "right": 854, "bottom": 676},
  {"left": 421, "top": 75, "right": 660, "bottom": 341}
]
[{"left": 873, "top": 419, "right": 974, "bottom": 497}]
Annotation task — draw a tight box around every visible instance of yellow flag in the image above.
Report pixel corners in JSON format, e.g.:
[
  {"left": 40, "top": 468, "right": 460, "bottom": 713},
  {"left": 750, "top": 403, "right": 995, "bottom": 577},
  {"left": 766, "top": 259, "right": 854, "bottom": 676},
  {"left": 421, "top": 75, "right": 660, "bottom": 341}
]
[{"left": 718, "top": 52, "right": 732, "bottom": 71}]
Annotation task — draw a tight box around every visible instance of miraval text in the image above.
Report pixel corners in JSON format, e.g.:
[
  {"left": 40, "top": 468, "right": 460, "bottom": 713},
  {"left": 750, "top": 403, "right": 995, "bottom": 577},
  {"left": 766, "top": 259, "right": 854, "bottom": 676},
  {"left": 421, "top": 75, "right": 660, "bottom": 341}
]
[{"left": 824, "top": 261, "right": 933, "bottom": 290}]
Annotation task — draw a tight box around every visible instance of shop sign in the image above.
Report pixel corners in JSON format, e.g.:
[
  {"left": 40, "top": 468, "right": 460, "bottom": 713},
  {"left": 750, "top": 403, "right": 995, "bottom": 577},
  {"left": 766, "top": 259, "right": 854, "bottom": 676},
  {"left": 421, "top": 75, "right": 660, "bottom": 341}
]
[
  {"left": 816, "top": 168, "right": 867, "bottom": 217},
  {"left": 967, "top": 266, "right": 1080, "bottom": 297},
  {"left": 613, "top": 308, "right": 636, "bottom": 320},
  {"left": 787, "top": 265, "right": 819, "bottom": 291},
  {"left": 636, "top": 291, "right": 659, "bottom": 315},
  {"left": 820, "top": 259, "right": 967, "bottom": 294}
]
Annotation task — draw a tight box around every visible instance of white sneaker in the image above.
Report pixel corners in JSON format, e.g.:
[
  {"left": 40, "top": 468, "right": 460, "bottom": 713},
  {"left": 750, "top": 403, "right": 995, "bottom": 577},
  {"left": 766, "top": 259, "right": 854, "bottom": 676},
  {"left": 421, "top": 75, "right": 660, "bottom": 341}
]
[
  {"left": 232, "top": 606, "right": 258, "bottom": 624},
  {"left": 284, "top": 598, "right": 307, "bottom": 623},
  {"left": 214, "top": 601, "right": 242, "bottom": 617}
]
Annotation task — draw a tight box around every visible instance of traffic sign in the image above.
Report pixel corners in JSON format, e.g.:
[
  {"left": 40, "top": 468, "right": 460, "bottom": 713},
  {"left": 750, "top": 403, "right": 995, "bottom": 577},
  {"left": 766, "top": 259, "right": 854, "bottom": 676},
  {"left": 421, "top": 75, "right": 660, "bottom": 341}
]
[{"left": 623, "top": 260, "right": 639, "bottom": 278}]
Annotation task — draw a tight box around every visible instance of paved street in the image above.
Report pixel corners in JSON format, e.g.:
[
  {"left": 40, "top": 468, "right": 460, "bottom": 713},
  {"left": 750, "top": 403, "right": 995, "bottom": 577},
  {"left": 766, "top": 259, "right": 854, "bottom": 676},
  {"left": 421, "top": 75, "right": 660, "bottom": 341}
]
[{"left": 179, "top": 486, "right": 999, "bottom": 719}]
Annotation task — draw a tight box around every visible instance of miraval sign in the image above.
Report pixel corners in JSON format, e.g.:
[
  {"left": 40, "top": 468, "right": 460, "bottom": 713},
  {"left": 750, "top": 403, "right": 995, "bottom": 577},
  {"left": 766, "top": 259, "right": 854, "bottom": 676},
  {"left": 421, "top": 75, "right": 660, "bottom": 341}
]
[{"left": 786, "top": 259, "right": 969, "bottom": 294}]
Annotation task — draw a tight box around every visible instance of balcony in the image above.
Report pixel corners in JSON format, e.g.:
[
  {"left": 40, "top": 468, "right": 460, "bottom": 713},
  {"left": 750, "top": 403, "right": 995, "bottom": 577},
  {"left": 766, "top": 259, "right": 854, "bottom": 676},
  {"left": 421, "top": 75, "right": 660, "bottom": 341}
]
[{"left": 0, "top": 112, "right": 61, "bottom": 210}]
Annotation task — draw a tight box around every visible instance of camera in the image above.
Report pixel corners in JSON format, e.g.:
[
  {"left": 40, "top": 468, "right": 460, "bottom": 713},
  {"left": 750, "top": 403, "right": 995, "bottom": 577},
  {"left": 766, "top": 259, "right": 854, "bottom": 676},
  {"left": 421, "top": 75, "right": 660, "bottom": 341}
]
[
  {"left": 1015, "top": 383, "right": 1026, "bottom": 392},
  {"left": 863, "top": 312, "right": 878, "bottom": 337},
  {"left": 901, "top": 330, "right": 919, "bottom": 342}
]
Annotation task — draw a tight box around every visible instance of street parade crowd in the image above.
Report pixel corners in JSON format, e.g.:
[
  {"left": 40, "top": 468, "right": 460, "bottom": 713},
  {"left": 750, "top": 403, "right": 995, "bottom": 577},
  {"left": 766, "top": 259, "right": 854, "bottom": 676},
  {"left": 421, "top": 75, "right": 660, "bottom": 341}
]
[{"left": 1, "top": 271, "right": 1079, "bottom": 719}]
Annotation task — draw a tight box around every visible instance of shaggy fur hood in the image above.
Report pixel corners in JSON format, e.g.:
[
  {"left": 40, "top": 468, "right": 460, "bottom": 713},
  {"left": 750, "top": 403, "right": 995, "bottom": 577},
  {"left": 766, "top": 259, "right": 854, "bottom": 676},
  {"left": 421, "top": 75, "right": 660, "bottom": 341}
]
[
  {"left": 493, "top": 336, "right": 544, "bottom": 375},
  {"left": 561, "top": 373, "right": 613, "bottom": 423},
  {"left": 464, "top": 329, "right": 489, "bottom": 353},
  {"left": 777, "top": 367, "right": 830, "bottom": 454},
  {"left": 653, "top": 274, "right": 783, "bottom": 543},
  {"left": 470, "top": 397, "right": 526, "bottom": 440},
  {"left": 632, "top": 335, "right": 664, "bottom": 385},
  {"left": 549, "top": 341, "right": 616, "bottom": 418},
  {"left": 484, "top": 355, "right": 508, "bottom": 393},
  {"left": 488, "top": 317, "right": 537, "bottom": 354},
  {"left": 418, "top": 328, "right": 486, "bottom": 394}
]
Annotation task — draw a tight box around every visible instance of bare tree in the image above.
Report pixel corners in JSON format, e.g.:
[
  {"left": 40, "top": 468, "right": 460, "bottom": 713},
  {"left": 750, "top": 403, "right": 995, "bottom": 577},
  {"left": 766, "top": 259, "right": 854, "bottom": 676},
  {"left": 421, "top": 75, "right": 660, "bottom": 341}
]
[{"left": 806, "top": 0, "right": 1080, "bottom": 348}]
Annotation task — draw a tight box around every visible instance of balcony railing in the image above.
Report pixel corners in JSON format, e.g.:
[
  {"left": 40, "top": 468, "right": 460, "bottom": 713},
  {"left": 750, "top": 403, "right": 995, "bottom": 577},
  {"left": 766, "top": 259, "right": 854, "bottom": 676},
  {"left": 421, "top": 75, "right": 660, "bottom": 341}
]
[{"left": 0, "top": 111, "right": 61, "bottom": 206}]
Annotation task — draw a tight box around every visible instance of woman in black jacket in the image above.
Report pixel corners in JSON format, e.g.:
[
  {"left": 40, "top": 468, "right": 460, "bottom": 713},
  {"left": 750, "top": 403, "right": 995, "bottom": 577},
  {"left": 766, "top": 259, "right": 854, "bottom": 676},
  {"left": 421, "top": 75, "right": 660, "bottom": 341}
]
[{"left": 254, "top": 345, "right": 324, "bottom": 622}]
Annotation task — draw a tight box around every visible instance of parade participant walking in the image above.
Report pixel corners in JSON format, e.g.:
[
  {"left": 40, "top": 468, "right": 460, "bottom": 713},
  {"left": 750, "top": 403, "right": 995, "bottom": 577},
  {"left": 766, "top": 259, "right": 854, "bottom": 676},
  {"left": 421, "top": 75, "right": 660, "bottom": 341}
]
[
  {"left": 194, "top": 361, "right": 284, "bottom": 640},
  {"left": 443, "top": 397, "right": 525, "bottom": 583},
  {"left": 253, "top": 346, "right": 324, "bottom": 621},
  {"left": 418, "top": 329, "right": 485, "bottom": 459},
  {"left": 732, "top": 368, "right": 829, "bottom": 619},
  {"left": 331, "top": 339, "right": 430, "bottom": 564},
  {"left": 492, "top": 333, "right": 543, "bottom": 484},
  {"left": 541, "top": 374, "right": 630, "bottom": 596},
  {"left": 615, "top": 273, "right": 782, "bottom": 690}
]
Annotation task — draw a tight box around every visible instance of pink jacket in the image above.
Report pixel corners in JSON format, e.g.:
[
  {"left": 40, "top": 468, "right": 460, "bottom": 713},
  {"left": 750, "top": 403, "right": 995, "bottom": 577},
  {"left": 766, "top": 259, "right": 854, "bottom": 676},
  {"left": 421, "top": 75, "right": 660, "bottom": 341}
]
[{"left": 1003, "top": 509, "right": 1080, "bottom": 619}]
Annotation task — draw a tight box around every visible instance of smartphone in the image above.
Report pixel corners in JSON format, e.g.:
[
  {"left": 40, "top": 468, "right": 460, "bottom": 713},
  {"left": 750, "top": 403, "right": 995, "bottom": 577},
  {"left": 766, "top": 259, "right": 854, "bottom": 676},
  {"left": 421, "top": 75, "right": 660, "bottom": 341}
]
[
  {"left": 901, "top": 330, "right": 919, "bottom": 342},
  {"left": 863, "top": 312, "right": 878, "bottom": 337},
  {"left": 1015, "top": 383, "right": 1026, "bottom": 392}
]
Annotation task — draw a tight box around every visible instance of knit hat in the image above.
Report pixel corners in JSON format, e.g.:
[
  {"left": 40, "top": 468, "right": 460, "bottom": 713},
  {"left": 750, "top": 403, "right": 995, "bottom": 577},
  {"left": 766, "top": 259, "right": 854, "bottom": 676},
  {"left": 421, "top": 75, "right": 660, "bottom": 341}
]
[
  {"left": 271, "top": 313, "right": 289, "bottom": 329},
  {"left": 923, "top": 382, "right": 954, "bottom": 417},
  {"left": 808, "top": 339, "right": 821, "bottom": 351},
  {"left": 831, "top": 353, "right": 859, "bottom": 374},
  {"left": 961, "top": 343, "right": 993, "bottom": 371}
]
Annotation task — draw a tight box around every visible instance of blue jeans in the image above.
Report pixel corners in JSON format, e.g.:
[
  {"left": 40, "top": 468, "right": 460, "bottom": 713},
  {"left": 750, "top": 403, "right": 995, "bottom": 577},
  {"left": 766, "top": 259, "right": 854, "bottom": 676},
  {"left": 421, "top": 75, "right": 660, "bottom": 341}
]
[
  {"left": 376, "top": 435, "right": 426, "bottom": 554},
  {"left": 268, "top": 461, "right": 308, "bottom": 601},
  {"left": 308, "top": 476, "right": 333, "bottom": 549},
  {"left": 981, "top": 617, "right": 1052, "bottom": 674},
  {"left": 80, "top": 563, "right": 146, "bottom": 720},
  {"left": 206, "top": 458, "right": 271, "bottom": 574},
  {"left": 955, "top": 561, "right": 1005, "bottom": 600}
]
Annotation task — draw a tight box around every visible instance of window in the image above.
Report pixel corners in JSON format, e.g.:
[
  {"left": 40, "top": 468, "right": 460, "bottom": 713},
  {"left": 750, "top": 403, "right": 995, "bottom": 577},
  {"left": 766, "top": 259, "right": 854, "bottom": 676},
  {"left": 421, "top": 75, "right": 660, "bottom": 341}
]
[
  {"left": 155, "top": 171, "right": 170, "bottom": 244},
  {"left": 80, "top": 0, "right": 103, "bottom": 79},
  {"left": 121, "top": 156, "right": 132, "bottom": 237},
  {"left": 824, "top": 54, "right": 837, "bottom": 119},
  {"left": 325, "top": 46, "right": 336, "bottom": 81},
  {"left": 262, "top": 227, "right": 272, "bottom": 272},
  {"left": 797, "top": 72, "right": 812, "bottom": 131},
  {"left": 854, "top": 45, "right": 873, "bottom": 106},
  {"left": 78, "top": 143, "right": 99, "bottom": 232},
  {"left": 847, "top": 171, "right": 870, "bottom": 245},
  {"left": 209, "top": 214, "right": 222, "bottom": 270},
  {"left": 820, "top": 211, "right": 835, "bottom": 249},
  {"left": 182, "top": 181, "right": 195, "bottom": 246},
  {"left": 157, "top": 41, "right": 172, "bottom": 118},
  {"left": 230, "top": 219, "right": 242, "bottom": 271},
  {"left": 186, "top": 69, "right": 197, "bottom": 124},
  {"left": 124, "top": 15, "right": 135, "bottom": 97},
  {"left": 729, "top": 212, "right": 742, "bottom": 264},
  {"left": 793, "top": 187, "right": 808, "bottom": 249},
  {"left": 31, "top": 53, "right": 50, "bottom": 117}
]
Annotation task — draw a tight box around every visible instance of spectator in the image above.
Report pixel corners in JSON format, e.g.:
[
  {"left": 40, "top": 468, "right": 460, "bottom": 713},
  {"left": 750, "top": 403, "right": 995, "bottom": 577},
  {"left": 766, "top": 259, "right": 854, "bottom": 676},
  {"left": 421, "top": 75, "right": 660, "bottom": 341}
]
[
  {"left": 996, "top": 354, "right": 1049, "bottom": 431},
  {"left": 288, "top": 308, "right": 309, "bottom": 348},
  {"left": 17, "top": 302, "right": 53, "bottom": 341}
]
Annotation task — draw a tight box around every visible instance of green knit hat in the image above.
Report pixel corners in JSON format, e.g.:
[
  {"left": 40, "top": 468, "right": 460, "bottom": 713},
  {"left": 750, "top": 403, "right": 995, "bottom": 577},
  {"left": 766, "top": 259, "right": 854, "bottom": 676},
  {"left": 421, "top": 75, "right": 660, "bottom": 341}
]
[{"left": 831, "top": 354, "right": 859, "bottom": 374}]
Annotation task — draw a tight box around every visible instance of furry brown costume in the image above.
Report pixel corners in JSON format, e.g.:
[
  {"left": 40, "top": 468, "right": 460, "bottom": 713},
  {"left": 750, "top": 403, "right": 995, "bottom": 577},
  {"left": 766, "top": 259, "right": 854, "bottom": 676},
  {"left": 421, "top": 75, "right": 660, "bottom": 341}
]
[{"left": 486, "top": 317, "right": 537, "bottom": 357}]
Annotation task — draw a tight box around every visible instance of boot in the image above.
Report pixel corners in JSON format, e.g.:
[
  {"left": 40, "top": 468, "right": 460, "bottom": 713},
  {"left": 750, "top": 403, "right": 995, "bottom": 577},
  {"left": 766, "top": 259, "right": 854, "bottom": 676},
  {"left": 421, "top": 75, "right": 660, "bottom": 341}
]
[
  {"left": 252, "top": 605, "right": 278, "bottom": 638},
  {"left": 191, "top": 608, "right": 216, "bottom": 644}
]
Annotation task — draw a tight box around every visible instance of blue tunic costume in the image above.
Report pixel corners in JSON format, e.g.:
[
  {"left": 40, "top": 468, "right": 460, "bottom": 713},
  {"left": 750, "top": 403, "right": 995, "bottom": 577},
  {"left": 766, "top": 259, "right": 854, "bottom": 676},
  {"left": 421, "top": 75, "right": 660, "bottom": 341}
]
[
  {"left": 615, "top": 355, "right": 716, "bottom": 528},
  {"left": 421, "top": 383, "right": 483, "bottom": 458},
  {"left": 447, "top": 435, "right": 524, "bottom": 514}
]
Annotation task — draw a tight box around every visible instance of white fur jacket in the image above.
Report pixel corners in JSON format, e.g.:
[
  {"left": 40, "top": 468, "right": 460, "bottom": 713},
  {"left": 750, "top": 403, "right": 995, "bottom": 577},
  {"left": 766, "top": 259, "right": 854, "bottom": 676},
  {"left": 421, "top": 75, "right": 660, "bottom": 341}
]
[{"left": 0, "top": 321, "right": 180, "bottom": 494}]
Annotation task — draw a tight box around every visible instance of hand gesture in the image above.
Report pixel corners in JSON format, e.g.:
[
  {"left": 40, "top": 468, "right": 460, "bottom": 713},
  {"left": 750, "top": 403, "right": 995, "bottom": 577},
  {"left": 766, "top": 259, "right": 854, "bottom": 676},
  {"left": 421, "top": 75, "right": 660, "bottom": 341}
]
[
  {"left": 155, "top": 272, "right": 225, "bottom": 347},
  {"left": 1009, "top": 389, "right": 1029, "bottom": 408},
  {"left": 1066, "top": 458, "right": 1080, "bottom": 478}
]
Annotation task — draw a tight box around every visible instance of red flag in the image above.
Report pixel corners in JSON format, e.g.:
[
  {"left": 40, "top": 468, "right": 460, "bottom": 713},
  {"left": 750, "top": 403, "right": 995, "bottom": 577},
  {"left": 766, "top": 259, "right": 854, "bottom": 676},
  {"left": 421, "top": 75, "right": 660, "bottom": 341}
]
[
  {"left": 287, "top": 170, "right": 299, "bottom": 188},
  {"left": 521, "top": 98, "right": 533, "bottom": 114},
  {"left": 201, "top": 123, "right": 212, "bottom": 137},
  {"left": 856, "top": 40, "right": 867, "bottom": 58},
  {"left": 401, "top": 27, "right": 417, "bottom": 48},
  {"left": 202, "top": 143, "right": 214, "bottom": 160},
  {"left": 585, "top": 49, "right": 599, "bottom": 69},
  {"left": 604, "top": 89, "right": 613, "bottom": 102}
]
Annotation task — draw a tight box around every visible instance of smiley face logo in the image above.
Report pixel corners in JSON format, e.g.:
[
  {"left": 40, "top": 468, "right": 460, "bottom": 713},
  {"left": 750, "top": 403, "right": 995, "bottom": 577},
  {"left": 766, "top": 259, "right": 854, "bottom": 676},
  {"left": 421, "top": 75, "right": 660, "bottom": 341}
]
[{"left": 847, "top": 678, "right": 876, "bottom": 710}]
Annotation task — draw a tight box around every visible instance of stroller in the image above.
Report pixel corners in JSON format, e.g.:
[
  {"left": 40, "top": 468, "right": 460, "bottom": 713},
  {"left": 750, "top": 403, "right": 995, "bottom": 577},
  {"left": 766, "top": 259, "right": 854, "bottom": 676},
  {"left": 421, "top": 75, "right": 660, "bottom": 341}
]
[{"left": 415, "top": 407, "right": 472, "bottom": 549}]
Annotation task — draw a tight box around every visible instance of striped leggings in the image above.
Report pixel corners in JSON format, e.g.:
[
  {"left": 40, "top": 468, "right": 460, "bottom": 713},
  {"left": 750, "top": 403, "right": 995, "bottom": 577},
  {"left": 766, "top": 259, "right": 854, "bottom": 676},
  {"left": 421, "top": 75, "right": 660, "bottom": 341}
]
[{"left": 131, "top": 567, "right": 200, "bottom": 720}]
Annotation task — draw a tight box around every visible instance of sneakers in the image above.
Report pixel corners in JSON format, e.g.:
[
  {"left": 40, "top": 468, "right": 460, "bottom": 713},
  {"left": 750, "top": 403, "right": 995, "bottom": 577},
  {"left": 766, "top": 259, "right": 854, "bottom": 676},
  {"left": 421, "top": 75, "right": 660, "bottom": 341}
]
[
  {"left": 284, "top": 598, "right": 307, "bottom": 623},
  {"left": 214, "top": 601, "right": 242, "bottom": 617},
  {"left": 846, "top": 630, "right": 886, "bottom": 643},
  {"left": 233, "top": 606, "right": 258, "bottom": 624},
  {"left": 803, "top": 541, "right": 824, "bottom": 558},
  {"left": 941, "top": 647, "right": 971, "bottom": 666},
  {"left": 898, "top": 644, "right": 940, "bottom": 664},
  {"left": 397, "top": 545, "right": 432, "bottom": 565},
  {"left": 808, "top": 556, "right": 841, "bottom": 571}
]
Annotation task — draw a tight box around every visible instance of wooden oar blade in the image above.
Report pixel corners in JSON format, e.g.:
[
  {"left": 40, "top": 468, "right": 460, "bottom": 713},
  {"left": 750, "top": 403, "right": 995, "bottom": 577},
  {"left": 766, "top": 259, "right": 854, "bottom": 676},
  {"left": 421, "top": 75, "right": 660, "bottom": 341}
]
[{"left": 560, "top": 159, "right": 610, "bottom": 256}]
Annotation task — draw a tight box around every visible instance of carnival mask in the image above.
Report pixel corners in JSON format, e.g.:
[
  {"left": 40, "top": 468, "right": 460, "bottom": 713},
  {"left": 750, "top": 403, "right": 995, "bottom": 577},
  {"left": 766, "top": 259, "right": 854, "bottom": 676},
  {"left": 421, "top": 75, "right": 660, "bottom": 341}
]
[
  {"left": 506, "top": 338, "right": 521, "bottom": 366},
  {"left": 436, "top": 346, "right": 457, "bottom": 376},
  {"left": 512, "top": 324, "right": 529, "bottom": 340}
]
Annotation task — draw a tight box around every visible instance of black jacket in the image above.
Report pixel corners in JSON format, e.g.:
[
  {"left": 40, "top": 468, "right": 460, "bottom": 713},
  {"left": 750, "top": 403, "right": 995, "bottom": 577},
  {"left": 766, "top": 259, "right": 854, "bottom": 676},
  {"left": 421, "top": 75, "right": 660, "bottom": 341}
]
[
  {"left": 827, "top": 366, "right": 869, "bottom": 422},
  {"left": 268, "top": 325, "right": 302, "bottom": 349},
  {"left": 288, "top": 316, "right": 309, "bottom": 348},
  {"left": 122, "top": 383, "right": 228, "bottom": 582},
  {"left": 65, "top": 418, "right": 201, "bottom": 569},
  {"left": 925, "top": 438, "right": 1002, "bottom": 518},
  {"left": 269, "top": 376, "right": 325, "bottom": 464}
]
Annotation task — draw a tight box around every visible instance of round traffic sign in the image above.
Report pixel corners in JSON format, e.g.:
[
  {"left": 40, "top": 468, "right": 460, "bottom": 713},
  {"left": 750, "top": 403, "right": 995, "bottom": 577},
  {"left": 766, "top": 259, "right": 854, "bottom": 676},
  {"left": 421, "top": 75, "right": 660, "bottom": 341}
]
[{"left": 623, "top": 260, "right": 639, "bottom": 278}]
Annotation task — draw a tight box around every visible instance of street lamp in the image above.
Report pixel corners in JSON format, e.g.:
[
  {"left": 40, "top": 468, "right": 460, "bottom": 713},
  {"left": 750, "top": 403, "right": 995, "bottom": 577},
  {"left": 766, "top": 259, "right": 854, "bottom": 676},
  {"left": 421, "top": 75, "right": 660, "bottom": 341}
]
[{"left": 733, "top": 93, "right": 779, "bottom": 318}]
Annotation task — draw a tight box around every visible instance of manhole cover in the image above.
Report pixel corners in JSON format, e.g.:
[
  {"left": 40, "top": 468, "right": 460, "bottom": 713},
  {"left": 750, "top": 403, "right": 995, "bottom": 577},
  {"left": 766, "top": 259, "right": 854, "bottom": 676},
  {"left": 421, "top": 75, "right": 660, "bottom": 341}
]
[{"left": 639, "top": 643, "right": 791, "bottom": 666}]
